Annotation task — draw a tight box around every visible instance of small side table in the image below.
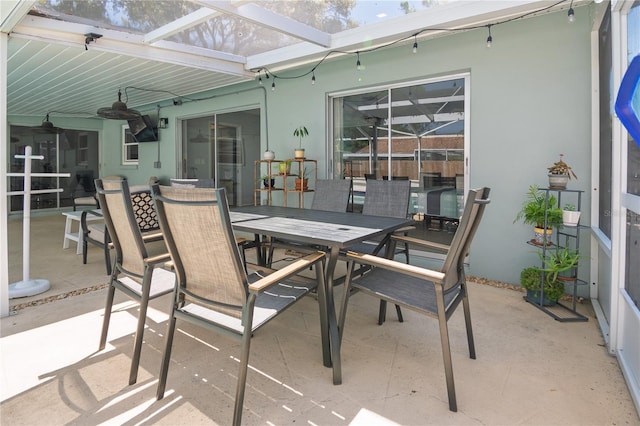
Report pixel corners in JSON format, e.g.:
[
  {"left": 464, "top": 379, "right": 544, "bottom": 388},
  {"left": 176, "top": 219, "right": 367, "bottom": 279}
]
[{"left": 62, "top": 209, "right": 102, "bottom": 255}]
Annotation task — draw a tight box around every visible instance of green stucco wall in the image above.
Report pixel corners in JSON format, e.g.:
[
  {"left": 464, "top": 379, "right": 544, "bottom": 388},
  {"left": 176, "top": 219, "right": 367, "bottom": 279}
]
[{"left": 8, "top": 7, "right": 594, "bottom": 288}]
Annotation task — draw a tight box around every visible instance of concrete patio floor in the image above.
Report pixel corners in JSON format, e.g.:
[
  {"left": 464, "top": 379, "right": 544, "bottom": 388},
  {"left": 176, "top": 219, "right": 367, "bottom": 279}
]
[{"left": 2, "top": 213, "right": 639, "bottom": 425}]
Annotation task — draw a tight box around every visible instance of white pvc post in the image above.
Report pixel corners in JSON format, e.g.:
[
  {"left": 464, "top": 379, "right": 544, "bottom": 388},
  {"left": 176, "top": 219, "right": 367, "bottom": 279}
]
[{"left": 8, "top": 146, "right": 51, "bottom": 298}]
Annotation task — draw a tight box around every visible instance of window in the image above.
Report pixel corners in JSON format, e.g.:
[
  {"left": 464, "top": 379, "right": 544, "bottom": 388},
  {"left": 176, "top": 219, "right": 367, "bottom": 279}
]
[
  {"left": 122, "top": 124, "right": 138, "bottom": 165},
  {"left": 330, "top": 74, "right": 468, "bottom": 244}
]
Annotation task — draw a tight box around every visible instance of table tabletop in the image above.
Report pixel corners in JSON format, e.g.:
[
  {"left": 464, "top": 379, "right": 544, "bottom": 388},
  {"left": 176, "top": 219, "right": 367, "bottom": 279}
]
[{"left": 230, "top": 205, "right": 412, "bottom": 248}]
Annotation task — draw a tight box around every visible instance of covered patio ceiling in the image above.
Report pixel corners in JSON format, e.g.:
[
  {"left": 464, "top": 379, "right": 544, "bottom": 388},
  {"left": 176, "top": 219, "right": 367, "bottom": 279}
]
[{"left": 2, "top": 0, "right": 586, "bottom": 120}]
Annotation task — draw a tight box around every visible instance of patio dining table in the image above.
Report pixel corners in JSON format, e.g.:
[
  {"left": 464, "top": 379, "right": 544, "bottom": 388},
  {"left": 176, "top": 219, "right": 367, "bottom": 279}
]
[{"left": 230, "top": 205, "right": 414, "bottom": 385}]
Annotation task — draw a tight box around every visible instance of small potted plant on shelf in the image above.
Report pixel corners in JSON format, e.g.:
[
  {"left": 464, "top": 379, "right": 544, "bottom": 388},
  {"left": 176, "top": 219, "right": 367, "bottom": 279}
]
[
  {"left": 520, "top": 266, "right": 565, "bottom": 306},
  {"left": 562, "top": 203, "right": 581, "bottom": 227},
  {"left": 259, "top": 175, "right": 275, "bottom": 189},
  {"left": 279, "top": 159, "right": 292, "bottom": 175},
  {"left": 514, "top": 185, "right": 563, "bottom": 246},
  {"left": 295, "top": 166, "right": 310, "bottom": 191},
  {"left": 293, "top": 125, "right": 308, "bottom": 159},
  {"left": 547, "top": 154, "right": 577, "bottom": 189},
  {"left": 540, "top": 246, "right": 581, "bottom": 283}
]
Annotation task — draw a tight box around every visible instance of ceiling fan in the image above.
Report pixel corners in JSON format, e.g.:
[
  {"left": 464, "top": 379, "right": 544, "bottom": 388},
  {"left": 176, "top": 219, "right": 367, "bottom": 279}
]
[{"left": 97, "top": 89, "right": 141, "bottom": 120}]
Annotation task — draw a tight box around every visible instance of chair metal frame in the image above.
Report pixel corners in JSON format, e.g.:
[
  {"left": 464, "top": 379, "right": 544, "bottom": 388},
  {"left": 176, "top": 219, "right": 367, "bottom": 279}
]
[
  {"left": 151, "top": 185, "right": 328, "bottom": 426},
  {"left": 339, "top": 187, "right": 491, "bottom": 412},
  {"left": 96, "top": 178, "right": 174, "bottom": 386}
]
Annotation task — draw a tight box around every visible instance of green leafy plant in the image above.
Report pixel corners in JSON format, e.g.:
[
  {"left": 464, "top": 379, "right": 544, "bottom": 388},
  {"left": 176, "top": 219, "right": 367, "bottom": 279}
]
[
  {"left": 293, "top": 125, "right": 309, "bottom": 148},
  {"left": 299, "top": 166, "right": 311, "bottom": 179},
  {"left": 514, "top": 185, "right": 563, "bottom": 229},
  {"left": 539, "top": 247, "right": 581, "bottom": 283},
  {"left": 520, "top": 266, "right": 565, "bottom": 303},
  {"left": 547, "top": 154, "right": 577, "bottom": 179},
  {"left": 563, "top": 203, "right": 577, "bottom": 211}
]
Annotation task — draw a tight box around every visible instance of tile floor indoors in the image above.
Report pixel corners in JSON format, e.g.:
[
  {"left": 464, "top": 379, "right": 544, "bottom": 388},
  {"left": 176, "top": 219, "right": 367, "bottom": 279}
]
[{"left": 2, "top": 212, "right": 639, "bottom": 425}]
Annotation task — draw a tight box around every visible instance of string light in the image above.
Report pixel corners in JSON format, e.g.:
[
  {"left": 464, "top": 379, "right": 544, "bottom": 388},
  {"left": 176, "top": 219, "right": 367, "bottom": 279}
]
[
  {"left": 271, "top": 78, "right": 276, "bottom": 91},
  {"left": 567, "top": 0, "right": 575, "bottom": 23},
  {"left": 255, "top": 0, "right": 571, "bottom": 89},
  {"left": 258, "top": 75, "right": 263, "bottom": 85}
]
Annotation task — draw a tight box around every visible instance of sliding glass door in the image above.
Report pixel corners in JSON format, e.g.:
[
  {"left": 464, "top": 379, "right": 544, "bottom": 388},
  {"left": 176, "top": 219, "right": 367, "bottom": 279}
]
[
  {"left": 180, "top": 108, "right": 260, "bottom": 207},
  {"left": 9, "top": 126, "right": 99, "bottom": 212},
  {"left": 331, "top": 74, "right": 468, "bottom": 244}
]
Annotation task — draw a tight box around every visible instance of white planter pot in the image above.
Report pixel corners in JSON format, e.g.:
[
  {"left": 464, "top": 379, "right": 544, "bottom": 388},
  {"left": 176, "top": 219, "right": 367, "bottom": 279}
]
[
  {"left": 294, "top": 148, "right": 305, "bottom": 159},
  {"left": 263, "top": 150, "right": 275, "bottom": 160},
  {"left": 562, "top": 210, "right": 581, "bottom": 227}
]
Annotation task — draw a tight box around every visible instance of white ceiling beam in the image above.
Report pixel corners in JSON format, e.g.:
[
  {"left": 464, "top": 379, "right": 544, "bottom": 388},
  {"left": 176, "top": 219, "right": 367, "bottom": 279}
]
[
  {"left": 0, "top": 0, "right": 36, "bottom": 33},
  {"left": 144, "top": 7, "right": 220, "bottom": 44},
  {"left": 11, "top": 15, "right": 252, "bottom": 77},
  {"left": 193, "top": 0, "right": 331, "bottom": 47}
]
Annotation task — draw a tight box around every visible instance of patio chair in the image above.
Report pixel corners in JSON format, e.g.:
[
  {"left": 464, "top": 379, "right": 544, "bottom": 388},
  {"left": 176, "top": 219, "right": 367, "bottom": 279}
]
[
  {"left": 96, "top": 178, "right": 175, "bottom": 386},
  {"left": 267, "top": 178, "right": 352, "bottom": 266},
  {"left": 348, "top": 179, "right": 412, "bottom": 263},
  {"left": 310, "top": 179, "right": 352, "bottom": 212},
  {"left": 338, "top": 187, "right": 491, "bottom": 412},
  {"left": 168, "top": 177, "right": 254, "bottom": 268},
  {"left": 81, "top": 209, "right": 110, "bottom": 274},
  {"left": 151, "top": 185, "right": 327, "bottom": 426},
  {"left": 344, "top": 179, "right": 413, "bottom": 322},
  {"left": 82, "top": 177, "right": 162, "bottom": 275}
]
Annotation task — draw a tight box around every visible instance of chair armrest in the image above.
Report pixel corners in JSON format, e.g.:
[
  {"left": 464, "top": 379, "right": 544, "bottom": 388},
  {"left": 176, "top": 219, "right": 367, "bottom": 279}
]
[
  {"left": 80, "top": 209, "right": 103, "bottom": 234},
  {"left": 346, "top": 251, "right": 445, "bottom": 283},
  {"left": 249, "top": 251, "right": 325, "bottom": 293},
  {"left": 390, "top": 234, "right": 450, "bottom": 253}
]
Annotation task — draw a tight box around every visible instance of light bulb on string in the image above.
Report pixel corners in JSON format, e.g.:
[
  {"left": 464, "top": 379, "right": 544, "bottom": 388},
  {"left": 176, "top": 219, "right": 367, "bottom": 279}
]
[
  {"left": 412, "top": 36, "right": 418, "bottom": 54},
  {"left": 568, "top": 1, "right": 575, "bottom": 23},
  {"left": 258, "top": 75, "right": 263, "bottom": 85},
  {"left": 311, "top": 72, "right": 316, "bottom": 85},
  {"left": 486, "top": 25, "right": 493, "bottom": 48},
  {"left": 271, "top": 79, "right": 276, "bottom": 91},
  {"left": 356, "top": 52, "right": 361, "bottom": 71}
]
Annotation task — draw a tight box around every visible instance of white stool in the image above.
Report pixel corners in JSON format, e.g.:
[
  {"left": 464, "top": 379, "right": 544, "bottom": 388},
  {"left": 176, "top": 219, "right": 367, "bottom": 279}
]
[{"left": 62, "top": 209, "right": 102, "bottom": 254}]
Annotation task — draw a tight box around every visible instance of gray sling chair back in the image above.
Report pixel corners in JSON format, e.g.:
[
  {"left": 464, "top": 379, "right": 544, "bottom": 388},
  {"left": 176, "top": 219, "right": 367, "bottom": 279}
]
[
  {"left": 267, "top": 178, "right": 352, "bottom": 266},
  {"left": 339, "top": 187, "right": 490, "bottom": 412},
  {"left": 95, "top": 178, "right": 175, "bottom": 386},
  {"left": 151, "top": 185, "right": 328, "bottom": 426}
]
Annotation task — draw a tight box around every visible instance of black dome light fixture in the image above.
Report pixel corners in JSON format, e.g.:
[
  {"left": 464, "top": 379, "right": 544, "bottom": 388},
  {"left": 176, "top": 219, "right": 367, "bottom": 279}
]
[
  {"left": 96, "top": 89, "right": 141, "bottom": 120},
  {"left": 29, "top": 113, "right": 65, "bottom": 134}
]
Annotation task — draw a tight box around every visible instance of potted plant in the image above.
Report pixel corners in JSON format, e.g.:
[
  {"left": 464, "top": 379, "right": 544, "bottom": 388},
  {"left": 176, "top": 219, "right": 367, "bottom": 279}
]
[
  {"left": 259, "top": 175, "right": 275, "bottom": 188},
  {"left": 279, "top": 159, "right": 292, "bottom": 175},
  {"left": 295, "top": 166, "right": 310, "bottom": 191},
  {"left": 263, "top": 149, "right": 275, "bottom": 160},
  {"left": 562, "top": 203, "right": 581, "bottom": 227},
  {"left": 293, "top": 125, "right": 308, "bottom": 159},
  {"left": 514, "top": 185, "right": 563, "bottom": 245},
  {"left": 547, "top": 154, "right": 577, "bottom": 189},
  {"left": 521, "top": 266, "right": 565, "bottom": 306},
  {"left": 540, "top": 246, "right": 581, "bottom": 282}
]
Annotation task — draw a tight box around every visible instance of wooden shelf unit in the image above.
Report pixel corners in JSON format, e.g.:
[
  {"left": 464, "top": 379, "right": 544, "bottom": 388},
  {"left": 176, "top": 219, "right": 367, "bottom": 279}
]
[{"left": 254, "top": 159, "right": 317, "bottom": 207}]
